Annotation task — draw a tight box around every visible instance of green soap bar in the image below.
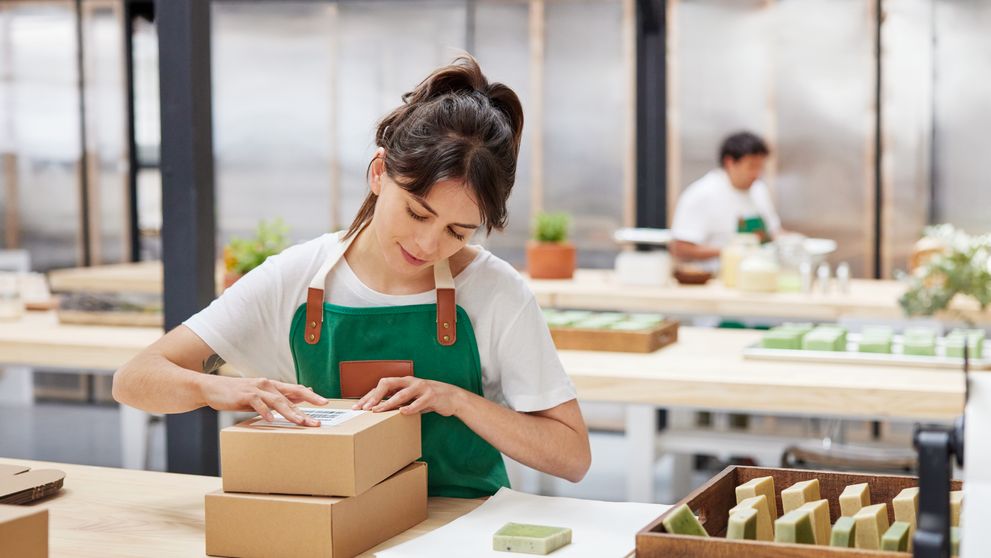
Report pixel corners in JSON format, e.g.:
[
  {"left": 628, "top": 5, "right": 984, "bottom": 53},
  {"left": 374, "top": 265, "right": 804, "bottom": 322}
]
[
  {"left": 572, "top": 314, "right": 626, "bottom": 329},
  {"left": 830, "top": 516, "right": 857, "bottom": 547},
  {"left": 881, "top": 521, "right": 910, "bottom": 551},
  {"left": 803, "top": 327, "right": 847, "bottom": 351},
  {"left": 625, "top": 313, "right": 665, "bottom": 325},
  {"left": 557, "top": 310, "right": 593, "bottom": 322},
  {"left": 726, "top": 507, "right": 759, "bottom": 540},
  {"left": 762, "top": 328, "right": 804, "bottom": 350},
  {"left": 493, "top": 522, "right": 572, "bottom": 555},
  {"left": 545, "top": 314, "right": 579, "bottom": 328},
  {"left": 951, "top": 526, "right": 960, "bottom": 557},
  {"left": 661, "top": 504, "right": 709, "bottom": 537},
  {"left": 859, "top": 338, "right": 893, "bottom": 354},
  {"left": 775, "top": 509, "right": 816, "bottom": 545},
  {"left": 781, "top": 322, "right": 815, "bottom": 336},
  {"left": 904, "top": 339, "right": 936, "bottom": 356},
  {"left": 609, "top": 320, "right": 653, "bottom": 331},
  {"left": 946, "top": 334, "right": 984, "bottom": 359}
]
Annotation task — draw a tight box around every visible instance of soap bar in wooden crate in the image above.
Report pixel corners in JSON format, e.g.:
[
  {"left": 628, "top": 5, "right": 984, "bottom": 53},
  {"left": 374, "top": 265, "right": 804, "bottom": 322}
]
[
  {"left": 636, "top": 465, "right": 963, "bottom": 558},
  {"left": 548, "top": 319, "right": 678, "bottom": 353}
]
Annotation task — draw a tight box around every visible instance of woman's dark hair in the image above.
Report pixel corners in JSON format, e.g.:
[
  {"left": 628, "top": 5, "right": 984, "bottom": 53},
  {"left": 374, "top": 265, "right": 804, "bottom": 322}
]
[
  {"left": 345, "top": 56, "right": 524, "bottom": 239},
  {"left": 719, "top": 131, "right": 770, "bottom": 166}
]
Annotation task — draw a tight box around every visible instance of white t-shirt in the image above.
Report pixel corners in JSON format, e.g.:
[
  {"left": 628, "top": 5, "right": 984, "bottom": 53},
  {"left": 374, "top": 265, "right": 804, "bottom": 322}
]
[
  {"left": 671, "top": 169, "right": 782, "bottom": 269},
  {"left": 184, "top": 232, "right": 576, "bottom": 413}
]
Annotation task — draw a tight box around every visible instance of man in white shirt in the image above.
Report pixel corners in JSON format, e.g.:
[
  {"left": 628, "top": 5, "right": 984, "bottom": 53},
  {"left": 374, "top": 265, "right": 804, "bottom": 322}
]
[{"left": 670, "top": 132, "right": 782, "bottom": 271}]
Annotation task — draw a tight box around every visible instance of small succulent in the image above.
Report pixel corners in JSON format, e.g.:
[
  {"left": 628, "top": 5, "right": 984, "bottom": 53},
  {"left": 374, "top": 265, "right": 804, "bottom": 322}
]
[{"left": 533, "top": 212, "right": 571, "bottom": 243}]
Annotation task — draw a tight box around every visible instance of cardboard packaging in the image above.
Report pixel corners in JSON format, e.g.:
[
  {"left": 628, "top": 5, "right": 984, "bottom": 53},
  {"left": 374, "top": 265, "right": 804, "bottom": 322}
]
[
  {"left": 0, "top": 504, "right": 48, "bottom": 558},
  {"left": 206, "top": 461, "right": 427, "bottom": 558},
  {"left": 220, "top": 400, "right": 421, "bottom": 497},
  {"left": 0, "top": 463, "right": 65, "bottom": 505}
]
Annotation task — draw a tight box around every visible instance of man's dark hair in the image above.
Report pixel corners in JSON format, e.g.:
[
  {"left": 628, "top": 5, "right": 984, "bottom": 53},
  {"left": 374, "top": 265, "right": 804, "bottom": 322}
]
[{"left": 719, "top": 131, "right": 769, "bottom": 165}]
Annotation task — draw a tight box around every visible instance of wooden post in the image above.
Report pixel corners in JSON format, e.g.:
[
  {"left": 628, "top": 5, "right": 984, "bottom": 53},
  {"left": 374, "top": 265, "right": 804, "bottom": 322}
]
[
  {"left": 622, "top": 0, "right": 636, "bottom": 229},
  {"left": 2, "top": 153, "right": 18, "bottom": 249},
  {"left": 528, "top": 0, "right": 545, "bottom": 218},
  {"left": 327, "top": 3, "right": 341, "bottom": 232}
]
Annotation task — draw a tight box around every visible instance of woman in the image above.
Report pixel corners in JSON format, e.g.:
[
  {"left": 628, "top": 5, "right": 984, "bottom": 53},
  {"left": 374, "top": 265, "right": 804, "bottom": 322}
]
[{"left": 113, "top": 57, "right": 591, "bottom": 498}]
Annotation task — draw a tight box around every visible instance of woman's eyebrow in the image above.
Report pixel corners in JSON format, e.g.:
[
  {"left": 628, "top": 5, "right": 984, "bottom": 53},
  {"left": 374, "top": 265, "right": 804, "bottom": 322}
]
[{"left": 410, "top": 195, "right": 480, "bottom": 229}]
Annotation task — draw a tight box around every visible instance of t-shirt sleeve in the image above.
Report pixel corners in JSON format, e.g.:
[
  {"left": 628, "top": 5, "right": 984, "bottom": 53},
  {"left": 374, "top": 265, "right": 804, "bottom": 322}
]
[
  {"left": 671, "top": 188, "right": 709, "bottom": 245},
  {"left": 492, "top": 295, "right": 577, "bottom": 413},
  {"left": 182, "top": 248, "right": 299, "bottom": 384}
]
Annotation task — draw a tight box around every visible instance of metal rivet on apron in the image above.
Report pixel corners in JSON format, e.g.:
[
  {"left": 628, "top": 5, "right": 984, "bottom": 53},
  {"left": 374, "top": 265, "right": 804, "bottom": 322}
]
[
  {"left": 310, "top": 321, "right": 317, "bottom": 329},
  {"left": 443, "top": 322, "right": 450, "bottom": 329},
  {"left": 308, "top": 333, "right": 315, "bottom": 341},
  {"left": 443, "top": 335, "right": 451, "bottom": 342}
]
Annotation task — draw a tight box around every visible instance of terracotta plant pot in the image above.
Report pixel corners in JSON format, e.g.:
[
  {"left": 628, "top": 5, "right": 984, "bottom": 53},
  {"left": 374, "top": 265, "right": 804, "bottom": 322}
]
[
  {"left": 527, "top": 241, "right": 576, "bottom": 280},
  {"left": 223, "top": 270, "right": 243, "bottom": 289}
]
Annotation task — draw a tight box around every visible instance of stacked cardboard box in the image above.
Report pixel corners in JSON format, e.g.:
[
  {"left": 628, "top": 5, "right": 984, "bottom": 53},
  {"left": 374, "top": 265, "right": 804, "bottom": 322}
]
[
  {"left": 206, "top": 400, "right": 426, "bottom": 558},
  {"left": 0, "top": 505, "right": 47, "bottom": 558}
]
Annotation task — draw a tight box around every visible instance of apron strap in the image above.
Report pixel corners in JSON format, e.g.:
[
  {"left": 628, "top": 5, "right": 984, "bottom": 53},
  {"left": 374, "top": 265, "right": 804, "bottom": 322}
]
[
  {"left": 304, "top": 229, "right": 459, "bottom": 347},
  {"left": 434, "top": 259, "right": 457, "bottom": 346}
]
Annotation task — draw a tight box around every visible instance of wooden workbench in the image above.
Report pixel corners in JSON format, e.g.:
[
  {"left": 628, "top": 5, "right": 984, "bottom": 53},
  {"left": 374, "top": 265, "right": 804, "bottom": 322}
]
[
  {"left": 0, "top": 457, "right": 482, "bottom": 557},
  {"left": 47, "top": 262, "right": 991, "bottom": 324},
  {"left": 528, "top": 269, "right": 991, "bottom": 324}
]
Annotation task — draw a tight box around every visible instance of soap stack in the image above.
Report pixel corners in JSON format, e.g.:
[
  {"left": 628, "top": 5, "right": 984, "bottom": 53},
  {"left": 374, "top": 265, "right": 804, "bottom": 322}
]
[{"left": 205, "top": 400, "right": 426, "bottom": 558}]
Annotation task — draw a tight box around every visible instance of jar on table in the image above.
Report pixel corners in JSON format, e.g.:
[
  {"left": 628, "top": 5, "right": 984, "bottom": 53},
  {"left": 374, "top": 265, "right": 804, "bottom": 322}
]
[
  {"left": 720, "top": 233, "right": 759, "bottom": 288},
  {"left": 737, "top": 247, "right": 781, "bottom": 293}
]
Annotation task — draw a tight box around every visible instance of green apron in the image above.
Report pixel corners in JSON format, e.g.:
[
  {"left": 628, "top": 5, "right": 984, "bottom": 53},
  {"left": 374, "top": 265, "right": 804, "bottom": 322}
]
[
  {"left": 289, "top": 231, "right": 510, "bottom": 498},
  {"left": 738, "top": 215, "right": 770, "bottom": 243}
]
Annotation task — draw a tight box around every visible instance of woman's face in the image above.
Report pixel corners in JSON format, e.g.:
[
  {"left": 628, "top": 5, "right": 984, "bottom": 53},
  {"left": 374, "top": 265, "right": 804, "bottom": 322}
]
[{"left": 369, "top": 153, "right": 483, "bottom": 276}]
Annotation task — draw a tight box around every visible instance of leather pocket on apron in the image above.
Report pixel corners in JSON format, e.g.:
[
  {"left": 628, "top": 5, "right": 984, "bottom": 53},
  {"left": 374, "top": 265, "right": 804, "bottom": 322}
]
[{"left": 338, "top": 360, "right": 414, "bottom": 399}]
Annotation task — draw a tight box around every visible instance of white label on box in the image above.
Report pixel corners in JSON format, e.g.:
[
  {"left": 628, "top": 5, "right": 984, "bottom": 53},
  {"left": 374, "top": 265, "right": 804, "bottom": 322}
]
[{"left": 261, "top": 408, "right": 365, "bottom": 428}]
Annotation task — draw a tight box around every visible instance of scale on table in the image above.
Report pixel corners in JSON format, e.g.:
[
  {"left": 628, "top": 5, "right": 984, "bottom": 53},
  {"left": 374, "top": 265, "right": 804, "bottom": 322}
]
[
  {"left": 913, "top": 346, "right": 988, "bottom": 557},
  {"left": 611, "top": 228, "right": 674, "bottom": 287}
]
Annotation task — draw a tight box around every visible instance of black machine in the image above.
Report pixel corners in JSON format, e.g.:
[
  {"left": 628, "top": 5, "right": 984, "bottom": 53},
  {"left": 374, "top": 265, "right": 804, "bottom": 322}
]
[{"left": 912, "top": 346, "right": 969, "bottom": 558}]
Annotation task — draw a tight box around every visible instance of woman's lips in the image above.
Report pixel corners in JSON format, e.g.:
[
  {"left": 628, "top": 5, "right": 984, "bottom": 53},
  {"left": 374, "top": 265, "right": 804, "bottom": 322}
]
[{"left": 399, "top": 244, "right": 427, "bottom": 266}]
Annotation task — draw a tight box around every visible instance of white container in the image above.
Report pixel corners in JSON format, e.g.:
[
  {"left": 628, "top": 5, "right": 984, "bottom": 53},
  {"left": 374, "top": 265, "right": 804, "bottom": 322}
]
[
  {"left": 737, "top": 249, "right": 780, "bottom": 293},
  {"left": 614, "top": 250, "right": 672, "bottom": 287},
  {"left": 721, "top": 234, "right": 759, "bottom": 288}
]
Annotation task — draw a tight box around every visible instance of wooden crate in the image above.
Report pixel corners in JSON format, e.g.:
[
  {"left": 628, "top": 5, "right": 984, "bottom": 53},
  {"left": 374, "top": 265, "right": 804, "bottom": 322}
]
[
  {"left": 56, "top": 309, "right": 163, "bottom": 327},
  {"left": 637, "top": 465, "right": 962, "bottom": 557},
  {"left": 549, "top": 320, "right": 678, "bottom": 353}
]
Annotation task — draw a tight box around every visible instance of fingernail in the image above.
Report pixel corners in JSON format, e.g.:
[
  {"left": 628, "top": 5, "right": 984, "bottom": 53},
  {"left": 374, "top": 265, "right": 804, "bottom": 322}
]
[{"left": 318, "top": 397, "right": 328, "bottom": 404}]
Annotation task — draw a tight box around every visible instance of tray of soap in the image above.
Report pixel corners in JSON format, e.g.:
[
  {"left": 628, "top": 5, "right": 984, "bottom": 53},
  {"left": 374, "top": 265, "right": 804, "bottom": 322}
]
[{"left": 742, "top": 325, "right": 991, "bottom": 370}]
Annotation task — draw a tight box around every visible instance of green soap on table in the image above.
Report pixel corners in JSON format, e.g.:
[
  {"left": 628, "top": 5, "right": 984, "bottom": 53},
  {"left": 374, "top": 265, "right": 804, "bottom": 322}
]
[
  {"left": 492, "top": 523, "right": 572, "bottom": 555},
  {"left": 903, "top": 327, "right": 937, "bottom": 356},
  {"left": 762, "top": 327, "right": 805, "bottom": 350},
  {"left": 726, "top": 507, "right": 759, "bottom": 541},
  {"left": 881, "top": 521, "right": 911, "bottom": 552},
  {"left": 609, "top": 320, "right": 654, "bottom": 332},
  {"left": 859, "top": 326, "right": 894, "bottom": 354},
  {"left": 572, "top": 313, "right": 626, "bottom": 330},
  {"left": 830, "top": 516, "right": 856, "bottom": 547},
  {"left": 802, "top": 326, "right": 848, "bottom": 352},
  {"left": 946, "top": 329, "right": 985, "bottom": 359},
  {"left": 625, "top": 313, "right": 665, "bottom": 325},
  {"left": 774, "top": 509, "right": 817, "bottom": 545},
  {"left": 661, "top": 504, "right": 708, "bottom": 537}
]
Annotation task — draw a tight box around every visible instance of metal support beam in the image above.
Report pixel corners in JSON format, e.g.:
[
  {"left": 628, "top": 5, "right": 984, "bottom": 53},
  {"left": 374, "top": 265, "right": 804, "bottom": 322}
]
[
  {"left": 157, "top": 0, "right": 219, "bottom": 476},
  {"left": 123, "top": 0, "right": 153, "bottom": 263},
  {"left": 635, "top": 0, "right": 666, "bottom": 230}
]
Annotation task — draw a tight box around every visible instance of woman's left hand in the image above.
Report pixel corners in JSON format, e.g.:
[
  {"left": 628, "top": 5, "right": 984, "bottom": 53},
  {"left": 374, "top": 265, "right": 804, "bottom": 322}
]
[{"left": 352, "top": 376, "right": 467, "bottom": 416}]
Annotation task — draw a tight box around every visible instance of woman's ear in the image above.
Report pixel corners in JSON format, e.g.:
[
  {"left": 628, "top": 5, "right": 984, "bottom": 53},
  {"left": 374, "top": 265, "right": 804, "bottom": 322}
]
[{"left": 369, "top": 148, "right": 386, "bottom": 196}]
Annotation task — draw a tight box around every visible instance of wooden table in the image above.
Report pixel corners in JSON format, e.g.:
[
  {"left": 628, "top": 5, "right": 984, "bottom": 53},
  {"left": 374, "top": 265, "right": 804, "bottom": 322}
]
[
  {"left": 0, "top": 314, "right": 967, "bottom": 502},
  {"left": 48, "top": 261, "right": 224, "bottom": 295},
  {"left": 0, "top": 457, "right": 482, "bottom": 557},
  {"left": 528, "top": 269, "right": 991, "bottom": 324}
]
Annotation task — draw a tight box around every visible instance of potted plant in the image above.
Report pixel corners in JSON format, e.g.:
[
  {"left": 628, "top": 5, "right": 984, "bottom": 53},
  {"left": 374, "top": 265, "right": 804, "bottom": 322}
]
[
  {"left": 527, "top": 211, "right": 576, "bottom": 280},
  {"left": 899, "top": 224, "right": 991, "bottom": 323},
  {"left": 222, "top": 218, "right": 290, "bottom": 288}
]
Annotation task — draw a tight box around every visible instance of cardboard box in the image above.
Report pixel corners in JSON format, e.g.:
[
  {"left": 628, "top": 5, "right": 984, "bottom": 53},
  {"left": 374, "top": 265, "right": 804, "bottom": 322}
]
[
  {"left": 220, "top": 400, "right": 420, "bottom": 497},
  {"left": 206, "top": 461, "right": 427, "bottom": 558},
  {"left": 0, "top": 504, "right": 48, "bottom": 558}
]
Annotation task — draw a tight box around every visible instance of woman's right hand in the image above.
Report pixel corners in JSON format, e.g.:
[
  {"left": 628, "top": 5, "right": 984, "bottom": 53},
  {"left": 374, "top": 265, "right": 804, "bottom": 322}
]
[{"left": 198, "top": 375, "right": 328, "bottom": 426}]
